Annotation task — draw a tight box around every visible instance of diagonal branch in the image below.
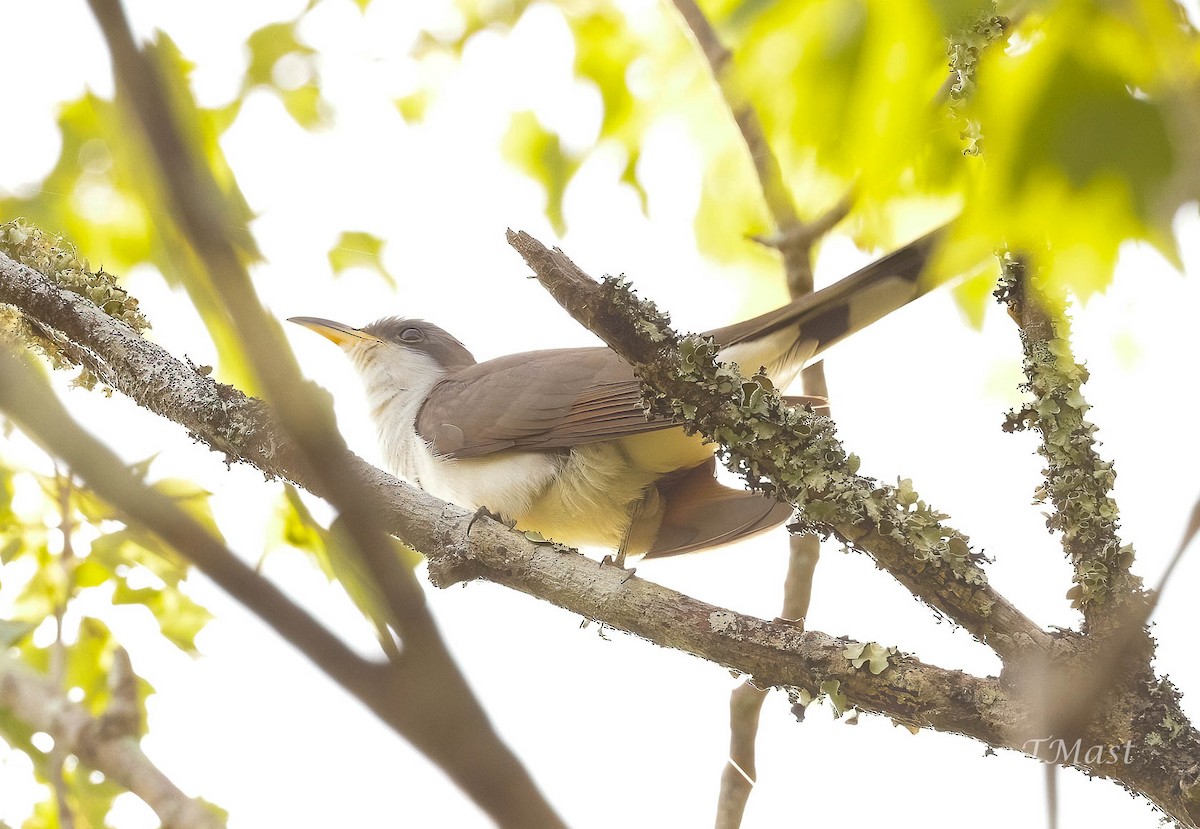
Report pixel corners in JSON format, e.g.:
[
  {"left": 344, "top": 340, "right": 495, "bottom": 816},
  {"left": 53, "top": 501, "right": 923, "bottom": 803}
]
[
  {"left": 80, "top": 2, "right": 568, "bottom": 824},
  {"left": 0, "top": 654, "right": 224, "bottom": 829},
  {"left": 507, "top": 229, "right": 1049, "bottom": 657},
  {"left": 84, "top": 0, "right": 429, "bottom": 647},
  {"left": 0, "top": 250, "right": 566, "bottom": 828},
  {"left": 4, "top": 238, "right": 1200, "bottom": 825},
  {"left": 667, "top": 0, "right": 853, "bottom": 288}
]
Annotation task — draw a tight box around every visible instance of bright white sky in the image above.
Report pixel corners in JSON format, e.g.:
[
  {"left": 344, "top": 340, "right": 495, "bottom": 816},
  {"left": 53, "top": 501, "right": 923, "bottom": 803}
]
[{"left": 2, "top": 1, "right": 1200, "bottom": 828}]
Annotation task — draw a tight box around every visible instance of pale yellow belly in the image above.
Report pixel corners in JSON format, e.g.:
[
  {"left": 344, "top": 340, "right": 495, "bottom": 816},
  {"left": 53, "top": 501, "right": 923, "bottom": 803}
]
[{"left": 516, "top": 428, "right": 713, "bottom": 553}]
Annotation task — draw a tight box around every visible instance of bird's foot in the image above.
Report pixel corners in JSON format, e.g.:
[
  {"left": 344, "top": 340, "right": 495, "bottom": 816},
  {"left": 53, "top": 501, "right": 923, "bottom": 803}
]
[
  {"left": 466, "top": 505, "right": 510, "bottom": 536},
  {"left": 600, "top": 553, "right": 637, "bottom": 584}
]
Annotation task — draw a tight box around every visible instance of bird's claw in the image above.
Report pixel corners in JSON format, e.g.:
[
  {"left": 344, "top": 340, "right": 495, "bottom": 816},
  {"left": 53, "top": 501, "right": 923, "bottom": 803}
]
[
  {"left": 466, "top": 505, "right": 507, "bottom": 536},
  {"left": 600, "top": 554, "right": 637, "bottom": 583}
]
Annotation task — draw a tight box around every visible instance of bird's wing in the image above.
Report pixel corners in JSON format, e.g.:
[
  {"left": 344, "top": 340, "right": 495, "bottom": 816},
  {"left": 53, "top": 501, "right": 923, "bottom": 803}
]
[
  {"left": 416, "top": 347, "right": 665, "bottom": 458},
  {"left": 417, "top": 230, "right": 941, "bottom": 460},
  {"left": 418, "top": 348, "right": 826, "bottom": 459}
]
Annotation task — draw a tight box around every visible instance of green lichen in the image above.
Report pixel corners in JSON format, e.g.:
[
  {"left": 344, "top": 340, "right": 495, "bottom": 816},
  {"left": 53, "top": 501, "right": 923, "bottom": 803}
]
[
  {"left": 996, "top": 255, "right": 1142, "bottom": 614},
  {"left": 946, "top": 11, "right": 1007, "bottom": 156},
  {"left": 1135, "top": 674, "right": 1200, "bottom": 781},
  {"left": 597, "top": 274, "right": 988, "bottom": 589},
  {"left": 792, "top": 679, "right": 848, "bottom": 717},
  {"left": 843, "top": 641, "right": 897, "bottom": 675},
  {"left": 0, "top": 219, "right": 150, "bottom": 389}
]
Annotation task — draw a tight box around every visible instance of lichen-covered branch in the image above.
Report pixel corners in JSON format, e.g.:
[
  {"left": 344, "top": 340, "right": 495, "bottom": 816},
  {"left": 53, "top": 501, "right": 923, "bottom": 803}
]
[
  {"left": 4, "top": 230, "right": 1200, "bottom": 825},
  {"left": 0, "top": 237, "right": 280, "bottom": 467},
  {"left": 996, "top": 255, "right": 1146, "bottom": 633},
  {"left": 0, "top": 341, "right": 568, "bottom": 829},
  {"left": 507, "top": 229, "right": 1048, "bottom": 657},
  {"left": 664, "top": 5, "right": 845, "bottom": 822},
  {"left": 0, "top": 653, "right": 224, "bottom": 829},
  {"left": 85, "top": 0, "right": 435, "bottom": 649}
]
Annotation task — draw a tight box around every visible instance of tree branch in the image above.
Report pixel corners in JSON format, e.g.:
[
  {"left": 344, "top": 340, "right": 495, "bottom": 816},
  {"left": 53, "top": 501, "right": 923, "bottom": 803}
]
[
  {"left": 0, "top": 653, "right": 224, "bottom": 829},
  {"left": 5, "top": 237, "right": 1200, "bottom": 824},
  {"left": 667, "top": 0, "right": 853, "bottom": 288},
  {"left": 506, "top": 229, "right": 1047, "bottom": 657},
  {"left": 0, "top": 335, "right": 566, "bottom": 829},
  {"left": 663, "top": 6, "right": 852, "bottom": 822},
  {"left": 79, "top": 2, "right": 569, "bottom": 823},
  {"left": 997, "top": 255, "right": 1146, "bottom": 632}
]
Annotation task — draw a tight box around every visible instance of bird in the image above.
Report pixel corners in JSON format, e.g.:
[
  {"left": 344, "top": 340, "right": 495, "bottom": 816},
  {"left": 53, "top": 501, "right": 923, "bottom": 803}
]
[{"left": 291, "top": 231, "right": 942, "bottom": 565}]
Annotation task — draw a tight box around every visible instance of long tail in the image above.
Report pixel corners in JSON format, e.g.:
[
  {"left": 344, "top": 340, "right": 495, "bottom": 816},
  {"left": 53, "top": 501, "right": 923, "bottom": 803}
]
[{"left": 709, "top": 228, "right": 947, "bottom": 383}]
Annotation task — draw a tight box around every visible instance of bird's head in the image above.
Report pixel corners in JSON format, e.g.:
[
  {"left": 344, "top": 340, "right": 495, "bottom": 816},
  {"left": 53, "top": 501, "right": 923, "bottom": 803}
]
[{"left": 289, "top": 316, "right": 476, "bottom": 395}]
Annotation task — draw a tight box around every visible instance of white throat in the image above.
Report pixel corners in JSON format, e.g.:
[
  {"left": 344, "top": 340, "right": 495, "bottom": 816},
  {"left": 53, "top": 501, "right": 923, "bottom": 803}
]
[{"left": 350, "top": 342, "right": 447, "bottom": 487}]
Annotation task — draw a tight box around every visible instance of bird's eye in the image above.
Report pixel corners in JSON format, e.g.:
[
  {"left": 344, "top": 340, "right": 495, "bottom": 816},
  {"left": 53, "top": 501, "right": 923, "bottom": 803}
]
[{"left": 400, "top": 327, "right": 424, "bottom": 342}]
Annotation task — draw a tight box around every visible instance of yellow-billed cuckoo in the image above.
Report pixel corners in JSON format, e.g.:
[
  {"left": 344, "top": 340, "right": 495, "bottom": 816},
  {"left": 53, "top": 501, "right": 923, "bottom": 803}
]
[{"left": 291, "top": 232, "right": 940, "bottom": 562}]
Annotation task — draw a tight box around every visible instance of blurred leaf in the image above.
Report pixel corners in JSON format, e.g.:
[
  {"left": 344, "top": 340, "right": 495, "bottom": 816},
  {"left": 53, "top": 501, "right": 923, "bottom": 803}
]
[
  {"left": 274, "top": 485, "right": 420, "bottom": 655},
  {"left": 0, "top": 619, "right": 36, "bottom": 648},
  {"left": 112, "top": 581, "right": 212, "bottom": 653},
  {"left": 276, "top": 484, "right": 332, "bottom": 577},
  {"left": 14, "top": 544, "right": 60, "bottom": 622},
  {"left": 244, "top": 22, "right": 315, "bottom": 87},
  {"left": 568, "top": 7, "right": 649, "bottom": 207},
  {"left": 328, "top": 231, "right": 395, "bottom": 288},
  {"left": 127, "top": 453, "right": 159, "bottom": 483},
  {"left": 0, "top": 33, "right": 262, "bottom": 392},
  {"left": 90, "top": 530, "right": 187, "bottom": 588},
  {"left": 394, "top": 89, "right": 430, "bottom": 124},
  {"left": 65, "top": 770, "right": 124, "bottom": 829},
  {"left": 963, "top": 2, "right": 1195, "bottom": 295},
  {"left": 150, "top": 478, "right": 224, "bottom": 542},
  {"left": 71, "top": 557, "right": 112, "bottom": 590},
  {"left": 0, "top": 536, "right": 21, "bottom": 564},
  {"left": 949, "top": 265, "right": 1000, "bottom": 330},
  {"left": 243, "top": 20, "right": 333, "bottom": 131},
  {"left": 282, "top": 85, "right": 332, "bottom": 131},
  {"left": 66, "top": 617, "right": 115, "bottom": 714},
  {"left": 0, "top": 461, "right": 15, "bottom": 527},
  {"left": 501, "top": 111, "right": 579, "bottom": 235},
  {"left": 0, "top": 706, "right": 37, "bottom": 757}
]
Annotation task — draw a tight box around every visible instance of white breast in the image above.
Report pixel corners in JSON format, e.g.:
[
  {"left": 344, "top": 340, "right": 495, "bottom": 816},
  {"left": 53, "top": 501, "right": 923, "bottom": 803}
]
[{"left": 354, "top": 341, "right": 561, "bottom": 524}]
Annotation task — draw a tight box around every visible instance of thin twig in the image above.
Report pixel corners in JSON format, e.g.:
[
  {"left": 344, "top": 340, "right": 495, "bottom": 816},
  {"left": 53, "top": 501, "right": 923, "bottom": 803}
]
[
  {"left": 0, "top": 654, "right": 224, "bottom": 829},
  {"left": 50, "top": 468, "right": 77, "bottom": 829},
  {"left": 667, "top": 0, "right": 854, "bottom": 290}
]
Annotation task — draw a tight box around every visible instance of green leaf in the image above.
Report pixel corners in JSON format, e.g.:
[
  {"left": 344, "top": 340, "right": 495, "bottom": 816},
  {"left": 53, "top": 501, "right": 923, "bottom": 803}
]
[
  {"left": 328, "top": 231, "right": 395, "bottom": 288},
  {"left": 90, "top": 529, "right": 188, "bottom": 588},
  {"left": 65, "top": 617, "right": 115, "bottom": 712},
  {"left": 112, "top": 581, "right": 212, "bottom": 654},
  {"left": 272, "top": 486, "right": 419, "bottom": 656},
  {"left": 0, "top": 33, "right": 263, "bottom": 393},
  {"left": 394, "top": 89, "right": 431, "bottom": 124},
  {"left": 964, "top": 3, "right": 1191, "bottom": 295},
  {"left": 244, "top": 22, "right": 315, "bottom": 88},
  {"left": 151, "top": 478, "right": 224, "bottom": 542},
  {"left": 0, "top": 536, "right": 22, "bottom": 564},
  {"left": 0, "top": 619, "right": 36, "bottom": 648},
  {"left": 282, "top": 84, "right": 333, "bottom": 130},
  {"left": 501, "top": 111, "right": 579, "bottom": 235},
  {"left": 0, "top": 461, "right": 16, "bottom": 527},
  {"left": 243, "top": 21, "right": 332, "bottom": 131}
]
